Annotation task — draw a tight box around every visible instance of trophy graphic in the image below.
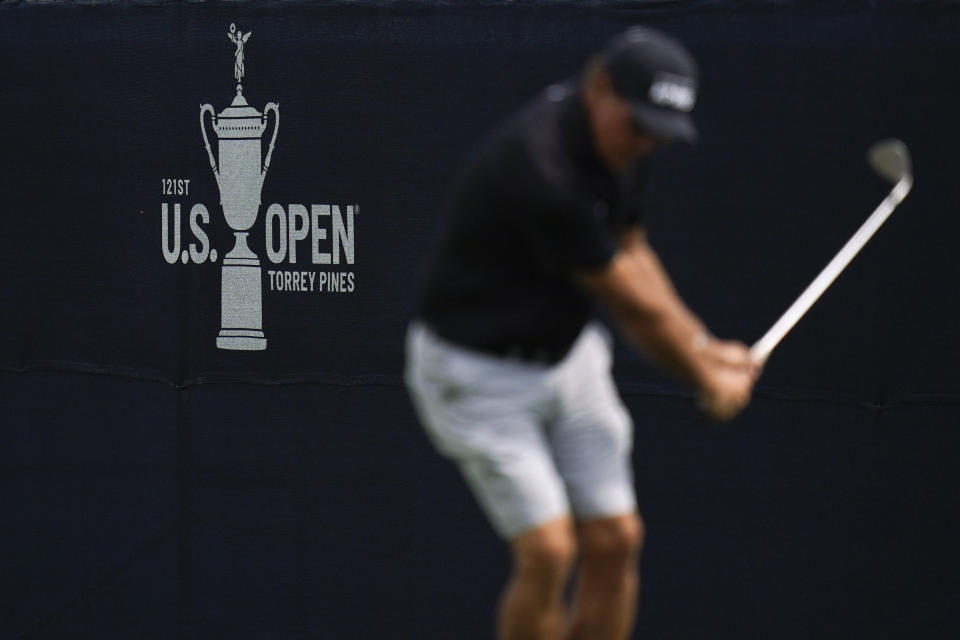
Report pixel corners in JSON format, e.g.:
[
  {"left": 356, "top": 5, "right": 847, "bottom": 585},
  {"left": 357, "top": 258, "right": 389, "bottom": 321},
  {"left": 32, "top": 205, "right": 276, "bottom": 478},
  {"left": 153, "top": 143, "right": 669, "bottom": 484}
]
[{"left": 201, "top": 24, "right": 278, "bottom": 350}]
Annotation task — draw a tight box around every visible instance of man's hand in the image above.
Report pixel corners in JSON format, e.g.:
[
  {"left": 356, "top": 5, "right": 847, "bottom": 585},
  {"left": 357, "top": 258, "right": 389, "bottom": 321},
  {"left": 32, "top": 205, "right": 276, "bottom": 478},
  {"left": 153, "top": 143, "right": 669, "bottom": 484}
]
[
  {"left": 695, "top": 338, "right": 759, "bottom": 421},
  {"left": 577, "top": 233, "right": 759, "bottom": 421}
]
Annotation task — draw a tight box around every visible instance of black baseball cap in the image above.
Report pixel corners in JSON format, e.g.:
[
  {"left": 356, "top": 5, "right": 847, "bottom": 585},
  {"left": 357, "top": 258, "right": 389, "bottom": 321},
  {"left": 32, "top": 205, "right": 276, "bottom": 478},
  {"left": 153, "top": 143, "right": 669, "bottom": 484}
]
[{"left": 601, "top": 26, "right": 699, "bottom": 143}]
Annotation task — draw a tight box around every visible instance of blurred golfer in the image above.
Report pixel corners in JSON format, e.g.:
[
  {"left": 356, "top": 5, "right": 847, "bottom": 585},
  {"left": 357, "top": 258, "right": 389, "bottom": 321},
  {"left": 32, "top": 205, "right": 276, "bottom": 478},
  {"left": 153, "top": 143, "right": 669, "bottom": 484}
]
[{"left": 405, "top": 26, "right": 757, "bottom": 640}]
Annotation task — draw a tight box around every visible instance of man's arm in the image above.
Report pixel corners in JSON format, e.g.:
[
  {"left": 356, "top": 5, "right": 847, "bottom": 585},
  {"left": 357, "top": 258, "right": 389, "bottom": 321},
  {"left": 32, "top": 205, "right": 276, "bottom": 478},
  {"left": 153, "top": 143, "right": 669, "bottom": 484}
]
[{"left": 578, "top": 227, "right": 756, "bottom": 420}]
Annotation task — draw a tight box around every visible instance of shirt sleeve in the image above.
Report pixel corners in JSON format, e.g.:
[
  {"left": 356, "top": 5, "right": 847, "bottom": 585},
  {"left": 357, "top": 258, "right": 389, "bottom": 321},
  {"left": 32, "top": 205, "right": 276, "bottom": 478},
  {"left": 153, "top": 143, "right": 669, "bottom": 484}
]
[
  {"left": 522, "top": 188, "right": 618, "bottom": 274},
  {"left": 618, "top": 160, "right": 650, "bottom": 228},
  {"left": 506, "top": 134, "right": 625, "bottom": 275}
]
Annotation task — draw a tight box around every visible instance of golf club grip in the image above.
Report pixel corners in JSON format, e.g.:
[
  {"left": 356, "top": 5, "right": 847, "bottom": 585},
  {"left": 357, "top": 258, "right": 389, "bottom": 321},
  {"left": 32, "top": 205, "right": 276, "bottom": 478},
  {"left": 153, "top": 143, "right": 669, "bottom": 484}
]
[{"left": 750, "top": 176, "right": 912, "bottom": 365}]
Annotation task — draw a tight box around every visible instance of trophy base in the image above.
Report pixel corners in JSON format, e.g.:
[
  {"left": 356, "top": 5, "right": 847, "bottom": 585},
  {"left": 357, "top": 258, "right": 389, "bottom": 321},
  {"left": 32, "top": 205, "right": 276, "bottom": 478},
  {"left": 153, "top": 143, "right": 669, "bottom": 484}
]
[
  {"left": 218, "top": 257, "right": 266, "bottom": 351},
  {"left": 217, "top": 329, "right": 267, "bottom": 351}
]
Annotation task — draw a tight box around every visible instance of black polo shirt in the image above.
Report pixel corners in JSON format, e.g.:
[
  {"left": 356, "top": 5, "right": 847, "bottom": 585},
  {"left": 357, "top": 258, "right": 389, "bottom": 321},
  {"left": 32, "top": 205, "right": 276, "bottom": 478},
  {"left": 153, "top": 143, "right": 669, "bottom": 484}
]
[{"left": 416, "top": 82, "right": 649, "bottom": 362}]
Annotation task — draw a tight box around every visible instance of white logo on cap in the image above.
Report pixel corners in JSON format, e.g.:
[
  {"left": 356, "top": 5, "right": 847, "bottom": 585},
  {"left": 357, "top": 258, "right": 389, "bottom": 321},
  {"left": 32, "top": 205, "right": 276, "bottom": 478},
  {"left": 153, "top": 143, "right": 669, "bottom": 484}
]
[{"left": 648, "top": 73, "right": 696, "bottom": 112}]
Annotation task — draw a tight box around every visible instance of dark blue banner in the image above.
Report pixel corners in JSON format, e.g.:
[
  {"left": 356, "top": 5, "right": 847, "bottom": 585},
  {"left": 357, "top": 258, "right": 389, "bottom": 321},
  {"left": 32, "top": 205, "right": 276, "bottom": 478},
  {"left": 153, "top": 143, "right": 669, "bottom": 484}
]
[{"left": 2, "top": 2, "right": 959, "bottom": 639}]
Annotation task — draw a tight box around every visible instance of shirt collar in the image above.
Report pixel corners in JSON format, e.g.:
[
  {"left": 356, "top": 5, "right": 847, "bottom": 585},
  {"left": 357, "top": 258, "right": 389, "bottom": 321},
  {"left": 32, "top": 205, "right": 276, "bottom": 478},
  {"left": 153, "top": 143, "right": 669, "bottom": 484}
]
[{"left": 558, "top": 82, "right": 613, "bottom": 178}]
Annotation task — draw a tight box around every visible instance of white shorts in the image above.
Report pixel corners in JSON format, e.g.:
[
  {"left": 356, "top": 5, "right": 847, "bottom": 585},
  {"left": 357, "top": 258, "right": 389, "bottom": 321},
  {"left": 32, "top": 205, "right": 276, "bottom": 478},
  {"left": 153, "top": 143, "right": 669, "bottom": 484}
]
[{"left": 404, "top": 322, "right": 635, "bottom": 539}]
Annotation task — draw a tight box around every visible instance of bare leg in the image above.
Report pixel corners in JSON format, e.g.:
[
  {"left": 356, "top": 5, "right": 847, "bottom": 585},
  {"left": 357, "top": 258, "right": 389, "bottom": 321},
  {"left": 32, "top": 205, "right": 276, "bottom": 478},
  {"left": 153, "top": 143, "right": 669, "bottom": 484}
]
[
  {"left": 566, "top": 513, "right": 644, "bottom": 640},
  {"left": 498, "top": 516, "right": 577, "bottom": 640}
]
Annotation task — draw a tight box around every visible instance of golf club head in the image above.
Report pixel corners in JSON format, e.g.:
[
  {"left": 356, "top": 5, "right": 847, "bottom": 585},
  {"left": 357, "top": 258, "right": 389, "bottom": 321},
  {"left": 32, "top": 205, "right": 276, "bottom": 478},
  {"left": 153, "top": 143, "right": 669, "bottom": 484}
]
[{"left": 868, "top": 138, "right": 912, "bottom": 184}]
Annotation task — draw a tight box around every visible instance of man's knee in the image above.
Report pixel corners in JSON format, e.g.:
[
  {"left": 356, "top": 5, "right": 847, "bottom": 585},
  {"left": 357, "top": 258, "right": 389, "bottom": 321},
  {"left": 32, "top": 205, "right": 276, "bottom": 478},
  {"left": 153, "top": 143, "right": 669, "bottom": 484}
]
[
  {"left": 578, "top": 513, "right": 645, "bottom": 564},
  {"left": 512, "top": 518, "right": 577, "bottom": 584}
]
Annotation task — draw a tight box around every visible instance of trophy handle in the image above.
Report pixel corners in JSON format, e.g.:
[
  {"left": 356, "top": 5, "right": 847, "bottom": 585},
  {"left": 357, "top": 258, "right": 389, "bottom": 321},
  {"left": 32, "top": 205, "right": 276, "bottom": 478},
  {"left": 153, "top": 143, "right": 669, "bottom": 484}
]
[
  {"left": 200, "top": 104, "right": 222, "bottom": 191},
  {"left": 262, "top": 102, "right": 280, "bottom": 175}
]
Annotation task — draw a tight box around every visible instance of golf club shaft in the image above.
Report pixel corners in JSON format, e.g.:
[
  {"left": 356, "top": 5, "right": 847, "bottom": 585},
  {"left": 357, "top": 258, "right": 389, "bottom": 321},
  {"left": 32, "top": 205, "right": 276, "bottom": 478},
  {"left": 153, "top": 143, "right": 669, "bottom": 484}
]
[{"left": 750, "top": 176, "right": 912, "bottom": 365}]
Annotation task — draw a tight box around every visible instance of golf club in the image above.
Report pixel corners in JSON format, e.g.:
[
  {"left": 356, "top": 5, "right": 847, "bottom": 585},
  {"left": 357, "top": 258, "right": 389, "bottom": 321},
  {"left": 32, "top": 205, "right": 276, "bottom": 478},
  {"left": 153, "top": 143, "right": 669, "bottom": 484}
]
[{"left": 750, "top": 139, "right": 913, "bottom": 366}]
